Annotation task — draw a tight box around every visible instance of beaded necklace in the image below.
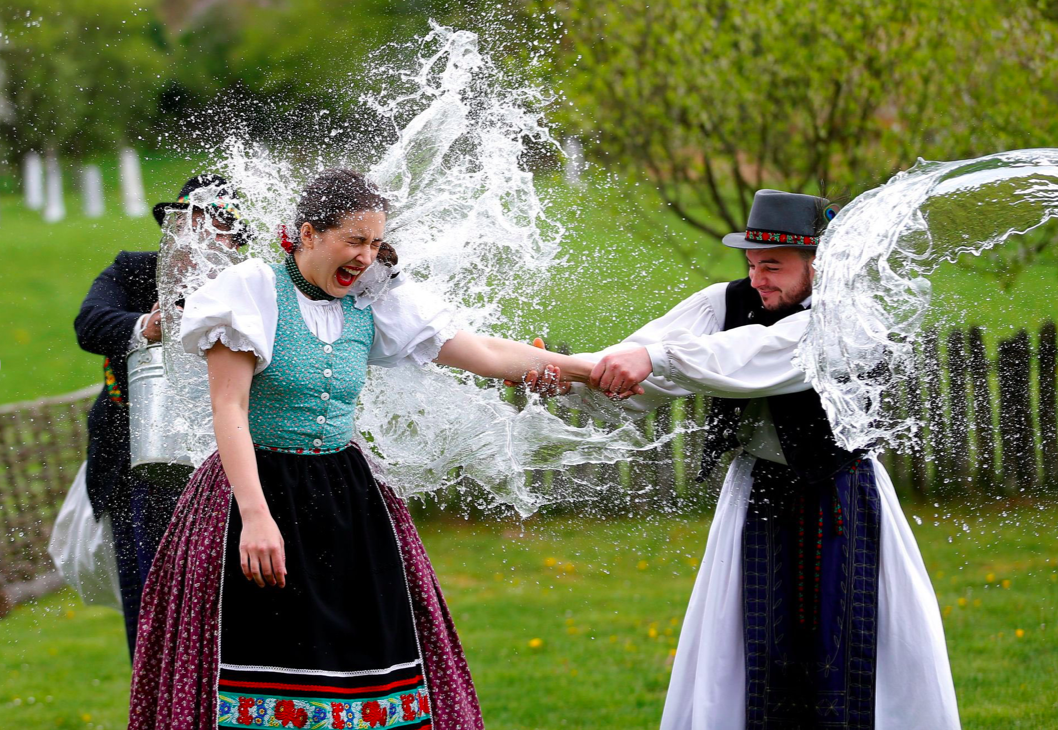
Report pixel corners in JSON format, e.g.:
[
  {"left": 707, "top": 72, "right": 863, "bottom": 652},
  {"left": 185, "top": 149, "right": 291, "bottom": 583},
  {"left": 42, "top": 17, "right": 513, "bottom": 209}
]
[{"left": 284, "top": 253, "right": 334, "bottom": 301}]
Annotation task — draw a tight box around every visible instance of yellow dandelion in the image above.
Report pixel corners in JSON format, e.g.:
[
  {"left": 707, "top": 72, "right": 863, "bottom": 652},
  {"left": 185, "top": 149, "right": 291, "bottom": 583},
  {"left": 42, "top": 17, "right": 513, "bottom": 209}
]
[
  {"left": 942, "top": 605, "right": 953, "bottom": 619},
  {"left": 1002, "top": 579, "right": 1012, "bottom": 589},
  {"left": 637, "top": 560, "right": 649, "bottom": 571},
  {"left": 562, "top": 562, "right": 576, "bottom": 574},
  {"left": 1016, "top": 629, "right": 1025, "bottom": 638},
  {"left": 957, "top": 597, "right": 967, "bottom": 607},
  {"left": 565, "top": 618, "right": 575, "bottom": 626},
  {"left": 567, "top": 626, "right": 578, "bottom": 635},
  {"left": 544, "top": 557, "right": 558, "bottom": 568},
  {"left": 81, "top": 715, "right": 92, "bottom": 723},
  {"left": 609, "top": 635, "right": 618, "bottom": 643},
  {"left": 528, "top": 637, "right": 543, "bottom": 649},
  {"left": 648, "top": 627, "right": 659, "bottom": 639},
  {"left": 985, "top": 572, "right": 996, "bottom": 582}
]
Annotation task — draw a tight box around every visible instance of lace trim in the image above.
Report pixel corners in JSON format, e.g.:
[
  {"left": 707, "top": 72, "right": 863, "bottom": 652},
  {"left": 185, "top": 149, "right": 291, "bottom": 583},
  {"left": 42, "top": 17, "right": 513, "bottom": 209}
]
[
  {"left": 197, "top": 326, "right": 265, "bottom": 370},
  {"left": 408, "top": 320, "right": 460, "bottom": 367}
]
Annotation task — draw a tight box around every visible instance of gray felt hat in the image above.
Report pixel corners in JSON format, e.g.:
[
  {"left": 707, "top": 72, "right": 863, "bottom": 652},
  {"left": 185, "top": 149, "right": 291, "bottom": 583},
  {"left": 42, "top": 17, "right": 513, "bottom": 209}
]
[{"left": 721, "top": 189, "right": 839, "bottom": 250}]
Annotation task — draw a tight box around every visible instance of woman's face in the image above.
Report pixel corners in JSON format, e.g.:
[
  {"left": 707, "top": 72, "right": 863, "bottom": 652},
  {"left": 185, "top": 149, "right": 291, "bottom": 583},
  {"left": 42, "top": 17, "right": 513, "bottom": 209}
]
[{"left": 297, "top": 210, "right": 387, "bottom": 298}]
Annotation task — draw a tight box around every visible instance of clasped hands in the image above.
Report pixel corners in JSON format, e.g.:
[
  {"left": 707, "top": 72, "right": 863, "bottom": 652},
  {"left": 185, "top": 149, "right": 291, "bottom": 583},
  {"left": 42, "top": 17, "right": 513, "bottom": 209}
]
[{"left": 508, "top": 338, "right": 650, "bottom": 400}]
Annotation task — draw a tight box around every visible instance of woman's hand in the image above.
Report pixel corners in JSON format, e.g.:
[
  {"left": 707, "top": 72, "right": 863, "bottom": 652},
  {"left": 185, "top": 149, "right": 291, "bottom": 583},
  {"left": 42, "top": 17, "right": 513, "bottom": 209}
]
[{"left": 239, "top": 510, "right": 287, "bottom": 588}]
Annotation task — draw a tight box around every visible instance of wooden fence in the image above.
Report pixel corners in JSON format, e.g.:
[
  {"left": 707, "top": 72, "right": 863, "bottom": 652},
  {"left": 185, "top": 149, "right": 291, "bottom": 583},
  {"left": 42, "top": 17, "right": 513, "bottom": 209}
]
[
  {"left": 1, "top": 321, "right": 1055, "bottom": 613},
  {"left": 0, "top": 386, "right": 96, "bottom": 616},
  {"left": 515, "top": 320, "right": 1058, "bottom": 508}
]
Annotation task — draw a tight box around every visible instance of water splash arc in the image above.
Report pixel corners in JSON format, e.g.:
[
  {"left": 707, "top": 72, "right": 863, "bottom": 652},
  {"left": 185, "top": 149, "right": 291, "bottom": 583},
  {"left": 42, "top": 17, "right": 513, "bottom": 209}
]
[
  {"left": 178, "top": 25, "right": 660, "bottom": 517},
  {"left": 800, "top": 148, "right": 1058, "bottom": 452}
]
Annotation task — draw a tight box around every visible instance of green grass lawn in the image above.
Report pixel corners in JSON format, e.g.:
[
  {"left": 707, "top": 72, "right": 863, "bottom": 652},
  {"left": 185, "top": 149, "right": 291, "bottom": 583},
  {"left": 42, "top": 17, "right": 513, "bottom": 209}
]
[
  {"left": 1, "top": 156, "right": 1055, "bottom": 404},
  {"left": 1, "top": 504, "right": 1056, "bottom": 728}
]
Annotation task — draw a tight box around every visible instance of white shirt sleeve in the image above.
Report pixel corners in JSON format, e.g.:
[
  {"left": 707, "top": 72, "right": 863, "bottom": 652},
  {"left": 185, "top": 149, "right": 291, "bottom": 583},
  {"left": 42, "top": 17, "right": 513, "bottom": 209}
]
[
  {"left": 128, "top": 313, "right": 149, "bottom": 352},
  {"left": 179, "top": 258, "right": 278, "bottom": 374},
  {"left": 565, "top": 285, "right": 726, "bottom": 419},
  {"left": 364, "top": 272, "right": 459, "bottom": 368},
  {"left": 650, "top": 309, "right": 812, "bottom": 397}
]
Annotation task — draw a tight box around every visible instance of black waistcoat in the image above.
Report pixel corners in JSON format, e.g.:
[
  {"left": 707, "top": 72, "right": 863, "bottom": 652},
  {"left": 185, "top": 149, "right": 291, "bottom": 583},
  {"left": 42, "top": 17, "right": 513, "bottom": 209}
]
[{"left": 697, "top": 278, "right": 863, "bottom": 485}]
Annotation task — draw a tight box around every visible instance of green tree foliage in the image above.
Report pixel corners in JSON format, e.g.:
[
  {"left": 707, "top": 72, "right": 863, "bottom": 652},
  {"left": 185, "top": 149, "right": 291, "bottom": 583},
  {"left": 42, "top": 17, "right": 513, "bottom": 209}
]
[
  {"left": 1, "top": 0, "right": 170, "bottom": 156},
  {"left": 545, "top": 0, "right": 1058, "bottom": 264}
]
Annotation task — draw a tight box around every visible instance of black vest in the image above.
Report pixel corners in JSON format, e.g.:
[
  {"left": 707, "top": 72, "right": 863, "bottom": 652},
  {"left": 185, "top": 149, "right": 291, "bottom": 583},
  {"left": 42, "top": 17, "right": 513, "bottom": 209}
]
[{"left": 697, "top": 278, "right": 863, "bottom": 485}]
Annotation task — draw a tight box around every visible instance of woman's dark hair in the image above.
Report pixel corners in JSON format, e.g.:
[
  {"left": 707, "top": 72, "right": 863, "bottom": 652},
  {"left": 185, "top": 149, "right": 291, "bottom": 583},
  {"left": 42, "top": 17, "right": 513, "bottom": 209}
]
[{"left": 292, "top": 168, "right": 397, "bottom": 266}]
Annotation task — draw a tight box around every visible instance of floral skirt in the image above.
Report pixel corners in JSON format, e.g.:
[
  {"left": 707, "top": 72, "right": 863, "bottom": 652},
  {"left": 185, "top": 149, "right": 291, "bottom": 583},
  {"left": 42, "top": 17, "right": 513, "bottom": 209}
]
[{"left": 129, "top": 446, "right": 483, "bottom": 730}]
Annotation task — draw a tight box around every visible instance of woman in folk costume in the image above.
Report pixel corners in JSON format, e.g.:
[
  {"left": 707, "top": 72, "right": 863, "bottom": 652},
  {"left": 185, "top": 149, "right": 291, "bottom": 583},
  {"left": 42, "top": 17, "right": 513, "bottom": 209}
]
[{"left": 129, "top": 168, "right": 595, "bottom": 729}]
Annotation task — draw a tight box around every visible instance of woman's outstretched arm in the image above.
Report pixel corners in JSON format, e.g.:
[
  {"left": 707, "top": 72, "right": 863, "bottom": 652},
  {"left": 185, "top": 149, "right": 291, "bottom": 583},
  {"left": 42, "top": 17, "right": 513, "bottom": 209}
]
[
  {"left": 434, "top": 331, "right": 595, "bottom": 384},
  {"left": 207, "top": 343, "right": 286, "bottom": 589}
]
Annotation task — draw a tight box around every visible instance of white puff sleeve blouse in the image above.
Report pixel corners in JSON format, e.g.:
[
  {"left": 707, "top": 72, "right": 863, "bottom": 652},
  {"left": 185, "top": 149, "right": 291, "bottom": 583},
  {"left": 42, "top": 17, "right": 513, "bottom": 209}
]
[{"left": 179, "top": 258, "right": 458, "bottom": 372}]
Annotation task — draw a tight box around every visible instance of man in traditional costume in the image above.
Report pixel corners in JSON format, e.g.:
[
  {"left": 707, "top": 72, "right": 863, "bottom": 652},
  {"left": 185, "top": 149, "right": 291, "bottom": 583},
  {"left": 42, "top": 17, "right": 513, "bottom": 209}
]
[
  {"left": 536, "top": 190, "right": 960, "bottom": 729},
  {"left": 74, "top": 174, "right": 245, "bottom": 654}
]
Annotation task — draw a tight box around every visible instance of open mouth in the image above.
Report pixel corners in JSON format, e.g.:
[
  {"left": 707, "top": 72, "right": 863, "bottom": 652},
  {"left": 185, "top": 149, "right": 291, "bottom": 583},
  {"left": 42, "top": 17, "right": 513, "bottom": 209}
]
[{"left": 334, "top": 265, "right": 362, "bottom": 287}]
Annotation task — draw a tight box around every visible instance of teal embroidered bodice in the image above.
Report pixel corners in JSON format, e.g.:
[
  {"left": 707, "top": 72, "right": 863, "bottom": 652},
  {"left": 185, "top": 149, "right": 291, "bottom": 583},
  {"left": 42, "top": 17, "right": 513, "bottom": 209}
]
[{"left": 248, "top": 263, "right": 374, "bottom": 453}]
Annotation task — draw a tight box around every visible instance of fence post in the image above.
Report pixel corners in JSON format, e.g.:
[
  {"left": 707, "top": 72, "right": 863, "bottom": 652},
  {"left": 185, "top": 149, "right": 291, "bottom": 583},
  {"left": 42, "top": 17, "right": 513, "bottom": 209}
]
[
  {"left": 1040, "top": 321, "right": 1057, "bottom": 493},
  {"left": 905, "top": 347, "right": 929, "bottom": 498},
  {"left": 946, "top": 329, "right": 971, "bottom": 492},
  {"left": 968, "top": 327, "right": 996, "bottom": 495},
  {"left": 653, "top": 401, "right": 676, "bottom": 511},
  {"left": 997, "top": 330, "right": 1037, "bottom": 494},
  {"left": 923, "top": 328, "right": 949, "bottom": 494}
]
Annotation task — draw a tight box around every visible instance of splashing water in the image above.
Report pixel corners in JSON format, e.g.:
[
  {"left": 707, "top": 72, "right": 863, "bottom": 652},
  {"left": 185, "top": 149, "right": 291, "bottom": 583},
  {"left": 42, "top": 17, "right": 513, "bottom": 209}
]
[
  {"left": 188, "top": 25, "right": 657, "bottom": 516},
  {"left": 800, "top": 149, "right": 1058, "bottom": 452}
]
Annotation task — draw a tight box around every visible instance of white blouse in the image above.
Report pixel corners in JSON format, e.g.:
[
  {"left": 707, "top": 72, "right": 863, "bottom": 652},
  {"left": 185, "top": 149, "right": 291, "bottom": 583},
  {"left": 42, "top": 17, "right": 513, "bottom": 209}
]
[
  {"left": 568, "top": 281, "right": 813, "bottom": 464},
  {"left": 179, "top": 258, "right": 458, "bottom": 373}
]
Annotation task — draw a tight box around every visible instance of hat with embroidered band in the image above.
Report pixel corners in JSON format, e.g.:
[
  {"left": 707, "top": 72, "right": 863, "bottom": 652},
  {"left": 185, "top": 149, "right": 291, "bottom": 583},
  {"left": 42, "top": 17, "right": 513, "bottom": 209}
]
[
  {"left": 721, "top": 189, "right": 840, "bottom": 250},
  {"left": 152, "top": 174, "right": 243, "bottom": 227}
]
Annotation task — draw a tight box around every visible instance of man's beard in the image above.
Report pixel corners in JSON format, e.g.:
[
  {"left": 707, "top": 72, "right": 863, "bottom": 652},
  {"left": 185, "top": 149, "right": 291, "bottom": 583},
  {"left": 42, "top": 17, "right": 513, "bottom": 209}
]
[{"left": 761, "top": 266, "right": 813, "bottom": 312}]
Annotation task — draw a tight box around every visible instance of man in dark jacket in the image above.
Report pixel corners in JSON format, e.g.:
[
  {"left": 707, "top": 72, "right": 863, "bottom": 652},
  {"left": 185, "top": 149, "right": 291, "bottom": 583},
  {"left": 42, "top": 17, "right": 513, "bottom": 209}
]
[{"left": 74, "top": 174, "right": 244, "bottom": 654}]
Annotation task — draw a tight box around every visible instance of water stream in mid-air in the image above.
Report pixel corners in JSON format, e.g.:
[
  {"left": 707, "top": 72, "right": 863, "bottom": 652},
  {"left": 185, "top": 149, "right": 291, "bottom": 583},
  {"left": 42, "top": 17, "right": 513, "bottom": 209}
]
[
  {"left": 800, "top": 149, "right": 1058, "bottom": 453},
  {"left": 158, "top": 24, "right": 1057, "bottom": 516},
  {"left": 159, "top": 25, "right": 660, "bottom": 516}
]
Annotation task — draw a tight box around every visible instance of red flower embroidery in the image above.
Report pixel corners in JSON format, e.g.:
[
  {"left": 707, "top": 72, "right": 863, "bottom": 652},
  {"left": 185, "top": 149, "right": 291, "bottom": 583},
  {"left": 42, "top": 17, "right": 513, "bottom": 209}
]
[
  {"left": 418, "top": 691, "right": 430, "bottom": 716},
  {"left": 237, "top": 697, "right": 255, "bottom": 725},
  {"left": 401, "top": 693, "right": 417, "bottom": 721},
  {"left": 362, "top": 700, "right": 388, "bottom": 727},
  {"left": 331, "top": 702, "right": 347, "bottom": 729},
  {"left": 274, "top": 700, "right": 308, "bottom": 728}
]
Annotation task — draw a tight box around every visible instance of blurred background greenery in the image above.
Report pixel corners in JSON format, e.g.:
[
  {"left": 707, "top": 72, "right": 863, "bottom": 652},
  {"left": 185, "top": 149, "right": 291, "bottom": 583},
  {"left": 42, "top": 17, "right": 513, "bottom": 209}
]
[{"left": 1, "top": 2, "right": 1057, "bottom": 728}]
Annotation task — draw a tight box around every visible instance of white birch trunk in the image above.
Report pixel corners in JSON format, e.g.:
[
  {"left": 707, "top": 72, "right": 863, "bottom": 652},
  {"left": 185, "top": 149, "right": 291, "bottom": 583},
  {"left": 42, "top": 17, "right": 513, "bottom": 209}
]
[
  {"left": 120, "top": 147, "right": 149, "bottom": 217},
  {"left": 24, "top": 151, "right": 44, "bottom": 210},
  {"left": 82, "top": 164, "right": 105, "bottom": 218},
  {"left": 43, "top": 151, "right": 65, "bottom": 223}
]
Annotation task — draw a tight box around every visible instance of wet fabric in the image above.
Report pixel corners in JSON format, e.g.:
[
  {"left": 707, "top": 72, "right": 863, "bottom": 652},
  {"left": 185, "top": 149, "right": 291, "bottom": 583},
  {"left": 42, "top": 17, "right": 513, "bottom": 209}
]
[
  {"left": 129, "top": 449, "right": 483, "bottom": 730},
  {"left": 742, "top": 458, "right": 881, "bottom": 729}
]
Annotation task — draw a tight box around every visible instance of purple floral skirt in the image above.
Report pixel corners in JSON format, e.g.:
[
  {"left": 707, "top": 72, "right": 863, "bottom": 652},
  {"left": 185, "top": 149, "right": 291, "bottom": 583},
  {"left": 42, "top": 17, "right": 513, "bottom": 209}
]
[{"left": 129, "top": 447, "right": 483, "bottom": 730}]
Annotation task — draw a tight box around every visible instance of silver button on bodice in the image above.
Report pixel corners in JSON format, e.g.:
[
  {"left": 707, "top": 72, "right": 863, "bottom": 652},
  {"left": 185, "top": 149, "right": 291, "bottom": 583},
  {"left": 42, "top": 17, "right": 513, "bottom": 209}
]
[
  {"left": 321, "top": 392, "right": 330, "bottom": 401},
  {"left": 313, "top": 438, "right": 323, "bottom": 447},
  {"left": 323, "top": 344, "right": 333, "bottom": 354},
  {"left": 323, "top": 369, "right": 332, "bottom": 378}
]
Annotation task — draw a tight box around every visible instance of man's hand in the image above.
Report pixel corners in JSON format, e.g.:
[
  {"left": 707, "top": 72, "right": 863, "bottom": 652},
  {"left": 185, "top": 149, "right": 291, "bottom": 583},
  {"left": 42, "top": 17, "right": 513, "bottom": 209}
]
[
  {"left": 589, "top": 347, "right": 653, "bottom": 397},
  {"left": 143, "top": 302, "right": 162, "bottom": 343}
]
